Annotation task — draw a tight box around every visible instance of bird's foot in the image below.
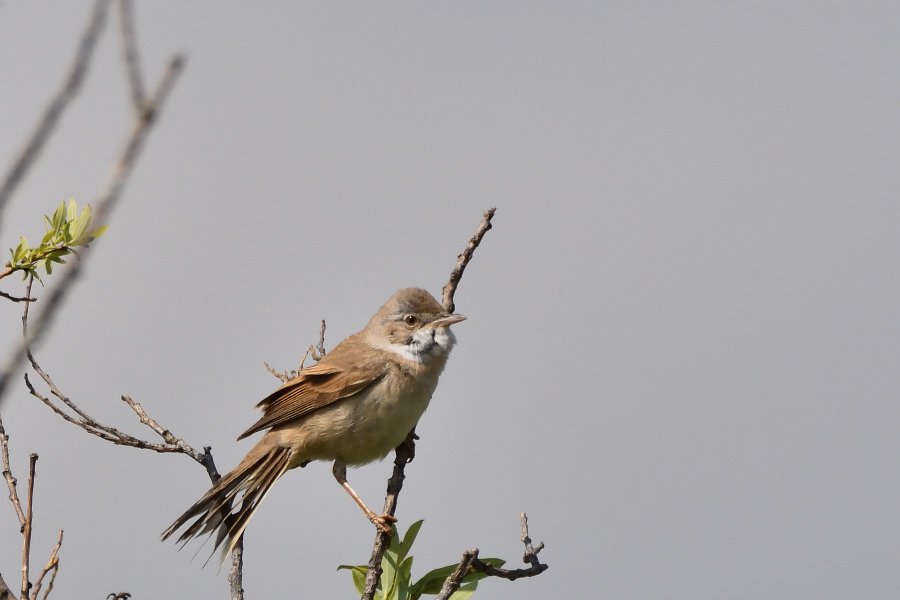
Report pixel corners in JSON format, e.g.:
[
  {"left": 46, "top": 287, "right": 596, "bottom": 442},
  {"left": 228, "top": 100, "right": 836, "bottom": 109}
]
[
  {"left": 398, "top": 431, "right": 420, "bottom": 463},
  {"left": 369, "top": 512, "right": 398, "bottom": 534}
]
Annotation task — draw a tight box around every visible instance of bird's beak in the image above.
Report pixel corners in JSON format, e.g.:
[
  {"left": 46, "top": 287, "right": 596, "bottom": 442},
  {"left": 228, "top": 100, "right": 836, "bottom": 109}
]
[{"left": 431, "top": 314, "right": 467, "bottom": 328}]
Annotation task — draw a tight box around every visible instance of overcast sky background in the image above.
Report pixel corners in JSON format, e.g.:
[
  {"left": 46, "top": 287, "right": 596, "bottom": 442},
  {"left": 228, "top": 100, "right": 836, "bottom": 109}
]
[{"left": 1, "top": 1, "right": 899, "bottom": 598}]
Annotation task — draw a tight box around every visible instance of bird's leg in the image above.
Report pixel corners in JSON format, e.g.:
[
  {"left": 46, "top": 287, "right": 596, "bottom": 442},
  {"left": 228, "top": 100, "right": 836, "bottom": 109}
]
[{"left": 332, "top": 459, "right": 397, "bottom": 533}]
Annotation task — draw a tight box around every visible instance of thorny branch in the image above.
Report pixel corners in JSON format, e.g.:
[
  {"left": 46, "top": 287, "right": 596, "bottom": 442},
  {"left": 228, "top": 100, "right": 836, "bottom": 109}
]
[
  {"left": 361, "top": 208, "right": 498, "bottom": 600},
  {"left": 434, "top": 513, "right": 548, "bottom": 600}
]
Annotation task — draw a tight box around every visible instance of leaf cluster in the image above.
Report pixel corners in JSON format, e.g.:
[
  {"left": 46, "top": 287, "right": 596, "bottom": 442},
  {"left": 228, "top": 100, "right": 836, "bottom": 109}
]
[
  {"left": 339, "top": 521, "right": 505, "bottom": 600},
  {"left": 5, "top": 199, "right": 107, "bottom": 281}
]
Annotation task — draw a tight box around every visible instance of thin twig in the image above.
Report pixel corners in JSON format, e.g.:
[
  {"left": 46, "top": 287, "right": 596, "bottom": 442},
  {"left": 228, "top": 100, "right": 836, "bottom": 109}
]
[
  {"left": 227, "top": 539, "right": 244, "bottom": 600},
  {"left": 116, "top": 0, "right": 145, "bottom": 110},
  {"left": 363, "top": 209, "right": 497, "bottom": 599},
  {"left": 29, "top": 530, "right": 62, "bottom": 600},
  {"left": 0, "top": 290, "right": 35, "bottom": 303},
  {"left": 361, "top": 441, "right": 414, "bottom": 600},
  {"left": 263, "top": 362, "right": 290, "bottom": 385},
  {"left": 316, "top": 320, "right": 326, "bottom": 357},
  {"left": 0, "top": 0, "right": 111, "bottom": 236},
  {"left": 21, "top": 454, "right": 37, "bottom": 600},
  {"left": 0, "top": 54, "right": 186, "bottom": 407},
  {"left": 309, "top": 320, "right": 327, "bottom": 362},
  {"left": 441, "top": 208, "right": 496, "bottom": 314},
  {"left": 434, "top": 514, "right": 548, "bottom": 600},
  {"left": 468, "top": 512, "right": 547, "bottom": 580},
  {"left": 0, "top": 415, "right": 26, "bottom": 530},
  {"left": 434, "top": 549, "right": 478, "bottom": 600}
]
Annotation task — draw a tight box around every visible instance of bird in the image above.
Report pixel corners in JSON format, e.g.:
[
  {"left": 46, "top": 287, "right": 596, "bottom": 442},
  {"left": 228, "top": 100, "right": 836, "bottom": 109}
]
[{"left": 162, "top": 287, "right": 466, "bottom": 562}]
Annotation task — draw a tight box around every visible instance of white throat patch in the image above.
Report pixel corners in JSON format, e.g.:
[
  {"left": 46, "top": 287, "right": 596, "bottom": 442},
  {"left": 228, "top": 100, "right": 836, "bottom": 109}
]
[{"left": 386, "top": 326, "right": 456, "bottom": 364}]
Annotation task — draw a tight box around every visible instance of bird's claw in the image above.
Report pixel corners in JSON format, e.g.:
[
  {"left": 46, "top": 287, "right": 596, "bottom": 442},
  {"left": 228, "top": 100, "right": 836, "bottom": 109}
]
[
  {"left": 399, "top": 431, "right": 420, "bottom": 463},
  {"left": 369, "top": 512, "right": 398, "bottom": 534}
]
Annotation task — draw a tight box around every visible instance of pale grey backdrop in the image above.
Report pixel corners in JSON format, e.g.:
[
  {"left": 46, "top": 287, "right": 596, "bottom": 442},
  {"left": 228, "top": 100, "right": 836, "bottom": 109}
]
[{"left": 1, "top": 1, "right": 899, "bottom": 598}]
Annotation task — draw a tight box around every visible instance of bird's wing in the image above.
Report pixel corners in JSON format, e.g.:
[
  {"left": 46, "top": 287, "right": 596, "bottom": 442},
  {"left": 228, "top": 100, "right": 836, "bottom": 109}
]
[{"left": 236, "top": 334, "right": 385, "bottom": 440}]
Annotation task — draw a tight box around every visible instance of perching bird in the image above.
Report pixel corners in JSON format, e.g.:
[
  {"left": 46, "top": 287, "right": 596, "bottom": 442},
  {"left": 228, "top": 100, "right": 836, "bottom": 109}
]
[{"left": 162, "top": 288, "right": 466, "bottom": 562}]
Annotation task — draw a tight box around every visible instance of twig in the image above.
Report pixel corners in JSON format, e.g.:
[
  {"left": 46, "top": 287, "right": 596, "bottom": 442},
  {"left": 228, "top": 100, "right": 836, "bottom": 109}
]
[
  {"left": 29, "top": 530, "right": 62, "bottom": 600},
  {"left": 441, "top": 207, "right": 496, "bottom": 314},
  {"left": 0, "top": 53, "right": 186, "bottom": 407},
  {"left": 361, "top": 441, "right": 414, "bottom": 600},
  {"left": 0, "top": 290, "right": 35, "bottom": 304},
  {"left": 362, "top": 209, "right": 497, "bottom": 599},
  {"left": 227, "top": 540, "right": 244, "bottom": 600},
  {"left": 0, "top": 415, "right": 26, "bottom": 529},
  {"left": 434, "top": 514, "right": 548, "bottom": 600},
  {"left": 116, "top": 0, "right": 145, "bottom": 110},
  {"left": 21, "top": 454, "right": 37, "bottom": 600},
  {"left": 0, "top": 0, "right": 111, "bottom": 236},
  {"left": 434, "top": 549, "right": 478, "bottom": 600},
  {"left": 310, "top": 320, "right": 327, "bottom": 362},
  {"left": 266, "top": 318, "right": 327, "bottom": 380},
  {"left": 469, "top": 512, "right": 547, "bottom": 580},
  {"left": 263, "top": 362, "right": 291, "bottom": 385}
]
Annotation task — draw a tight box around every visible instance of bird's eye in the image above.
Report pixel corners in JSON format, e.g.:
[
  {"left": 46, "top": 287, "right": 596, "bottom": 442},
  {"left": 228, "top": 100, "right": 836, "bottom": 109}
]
[{"left": 404, "top": 315, "right": 418, "bottom": 327}]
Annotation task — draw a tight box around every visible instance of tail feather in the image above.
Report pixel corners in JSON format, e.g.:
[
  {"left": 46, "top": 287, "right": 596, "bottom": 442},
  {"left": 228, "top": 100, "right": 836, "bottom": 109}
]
[{"left": 162, "top": 443, "right": 293, "bottom": 564}]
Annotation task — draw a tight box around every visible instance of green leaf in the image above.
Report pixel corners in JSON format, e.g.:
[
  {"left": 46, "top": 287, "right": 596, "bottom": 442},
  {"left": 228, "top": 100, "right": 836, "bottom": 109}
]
[
  {"left": 398, "top": 520, "right": 424, "bottom": 563},
  {"left": 447, "top": 581, "right": 478, "bottom": 600},
  {"left": 337, "top": 565, "right": 369, "bottom": 595},
  {"left": 68, "top": 217, "right": 89, "bottom": 247},
  {"left": 66, "top": 198, "right": 77, "bottom": 222},
  {"left": 88, "top": 224, "right": 108, "bottom": 238},
  {"left": 52, "top": 202, "right": 67, "bottom": 231},
  {"left": 398, "top": 556, "right": 413, "bottom": 600},
  {"left": 44, "top": 261, "right": 52, "bottom": 275},
  {"left": 411, "top": 564, "right": 460, "bottom": 596},
  {"left": 382, "top": 526, "right": 402, "bottom": 600}
]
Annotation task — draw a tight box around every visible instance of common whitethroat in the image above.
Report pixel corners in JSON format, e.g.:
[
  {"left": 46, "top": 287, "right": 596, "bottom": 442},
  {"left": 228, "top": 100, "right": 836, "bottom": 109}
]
[{"left": 162, "top": 288, "right": 466, "bottom": 561}]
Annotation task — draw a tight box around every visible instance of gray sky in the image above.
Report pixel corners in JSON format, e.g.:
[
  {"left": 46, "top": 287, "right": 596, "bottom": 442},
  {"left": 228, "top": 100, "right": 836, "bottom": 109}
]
[{"left": 1, "top": 1, "right": 899, "bottom": 598}]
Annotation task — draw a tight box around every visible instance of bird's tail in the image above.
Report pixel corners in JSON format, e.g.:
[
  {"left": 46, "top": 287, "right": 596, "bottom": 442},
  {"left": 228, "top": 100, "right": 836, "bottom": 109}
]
[{"left": 162, "top": 440, "right": 293, "bottom": 564}]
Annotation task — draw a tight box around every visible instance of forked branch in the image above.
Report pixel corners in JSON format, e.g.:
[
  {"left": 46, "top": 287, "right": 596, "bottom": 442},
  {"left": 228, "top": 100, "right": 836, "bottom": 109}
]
[{"left": 361, "top": 208, "right": 498, "bottom": 600}]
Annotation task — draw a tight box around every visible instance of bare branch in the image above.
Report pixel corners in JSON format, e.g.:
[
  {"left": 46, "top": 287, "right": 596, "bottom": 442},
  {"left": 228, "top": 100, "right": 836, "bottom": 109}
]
[
  {"left": 441, "top": 207, "right": 496, "bottom": 314},
  {"left": 309, "top": 320, "right": 327, "bottom": 362},
  {"left": 227, "top": 540, "right": 244, "bottom": 600},
  {"left": 0, "top": 290, "right": 35, "bottom": 304},
  {"left": 361, "top": 440, "right": 415, "bottom": 600},
  {"left": 29, "top": 530, "right": 62, "bottom": 600},
  {"left": 116, "top": 0, "right": 145, "bottom": 110},
  {"left": 0, "top": 0, "right": 111, "bottom": 235},
  {"left": 364, "top": 209, "right": 497, "bottom": 598},
  {"left": 0, "top": 416, "right": 26, "bottom": 530},
  {"left": 0, "top": 53, "right": 186, "bottom": 407},
  {"left": 263, "top": 362, "right": 291, "bottom": 385},
  {"left": 434, "top": 549, "right": 478, "bottom": 600},
  {"left": 434, "top": 514, "right": 547, "bottom": 600},
  {"left": 316, "top": 320, "right": 327, "bottom": 357},
  {"left": 21, "top": 454, "right": 37, "bottom": 600}
]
